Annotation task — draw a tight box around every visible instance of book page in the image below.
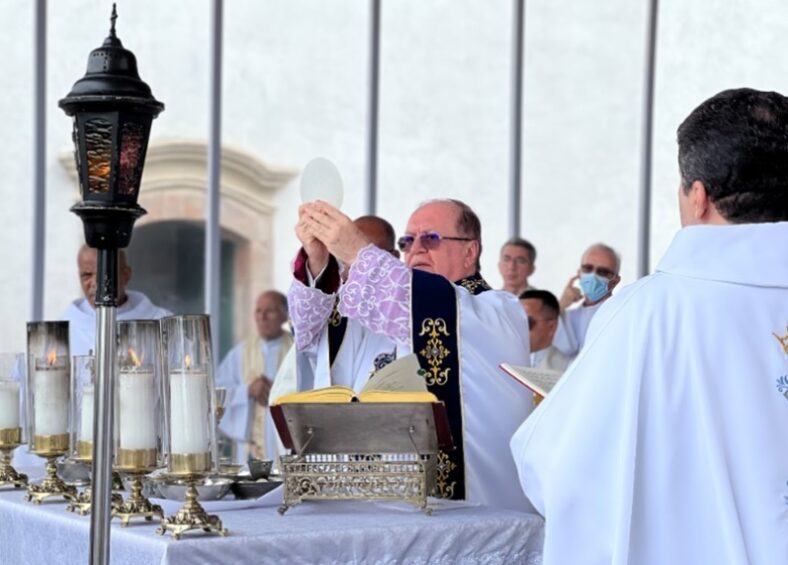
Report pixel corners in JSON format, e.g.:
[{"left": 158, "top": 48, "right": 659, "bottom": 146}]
[
  {"left": 499, "top": 363, "right": 563, "bottom": 398},
  {"left": 361, "top": 354, "right": 428, "bottom": 394},
  {"left": 272, "top": 385, "right": 355, "bottom": 405}
]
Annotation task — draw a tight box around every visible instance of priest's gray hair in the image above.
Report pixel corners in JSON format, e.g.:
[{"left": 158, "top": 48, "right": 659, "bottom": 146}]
[{"left": 418, "top": 198, "right": 482, "bottom": 272}]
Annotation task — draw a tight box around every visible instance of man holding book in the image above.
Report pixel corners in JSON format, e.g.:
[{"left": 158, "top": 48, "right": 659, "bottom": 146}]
[
  {"left": 296, "top": 198, "right": 534, "bottom": 512},
  {"left": 510, "top": 88, "right": 788, "bottom": 564}
]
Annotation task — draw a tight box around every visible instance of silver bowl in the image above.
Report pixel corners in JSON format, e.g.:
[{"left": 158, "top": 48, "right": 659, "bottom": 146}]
[
  {"left": 231, "top": 478, "right": 282, "bottom": 500},
  {"left": 57, "top": 459, "right": 91, "bottom": 486},
  {"left": 247, "top": 458, "right": 273, "bottom": 480},
  {"left": 153, "top": 476, "right": 233, "bottom": 501}
]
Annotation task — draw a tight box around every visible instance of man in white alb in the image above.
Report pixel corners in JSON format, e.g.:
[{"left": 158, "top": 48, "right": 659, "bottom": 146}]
[
  {"left": 14, "top": 245, "right": 171, "bottom": 468},
  {"left": 552, "top": 243, "right": 621, "bottom": 358},
  {"left": 216, "top": 290, "right": 292, "bottom": 463},
  {"left": 63, "top": 245, "right": 171, "bottom": 356},
  {"left": 511, "top": 87, "right": 788, "bottom": 565},
  {"left": 297, "top": 198, "right": 534, "bottom": 512},
  {"left": 519, "top": 289, "right": 570, "bottom": 374}
]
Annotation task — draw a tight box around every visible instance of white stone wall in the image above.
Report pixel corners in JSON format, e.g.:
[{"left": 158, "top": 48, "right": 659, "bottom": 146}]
[{"left": 2, "top": 0, "right": 787, "bottom": 352}]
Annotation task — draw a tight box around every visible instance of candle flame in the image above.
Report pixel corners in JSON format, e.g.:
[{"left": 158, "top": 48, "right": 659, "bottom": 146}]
[
  {"left": 128, "top": 347, "right": 142, "bottom": 368},
  {"left": 46, "top": 349, "right": 58, "bottom": 366},
  {"left": 184, "top": 354, "right": 192, "bottom": 370}
]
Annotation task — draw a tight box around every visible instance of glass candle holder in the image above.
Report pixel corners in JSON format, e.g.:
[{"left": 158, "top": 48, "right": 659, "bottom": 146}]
[
  {"left": 70, "top": 355, "right": 96, "bottom": 462},
  {"left": 156, "top": 315, "right": 227, "bottom": 540},
  {"left": 160, "top": 315, "right": 218, "bottom": 476},
  {"left": 115, "top": 320, "right": 162, "bottom": 472},
  {"left": 112, "top": 320, "right": 165, "bottom": 526},
  {"left": 26, "top": 322, "right": 71, "bottom": 456},
  {"left": 24, "top": 321, "right": 76, "bottom": 503},
  {"left": 0, "top": 352, "right": 27, "bottom": 488}
]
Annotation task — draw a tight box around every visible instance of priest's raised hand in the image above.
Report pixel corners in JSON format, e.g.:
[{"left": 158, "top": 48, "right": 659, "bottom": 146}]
[{"left": 299, "top": 201, "right": 371, "bottom": 266}]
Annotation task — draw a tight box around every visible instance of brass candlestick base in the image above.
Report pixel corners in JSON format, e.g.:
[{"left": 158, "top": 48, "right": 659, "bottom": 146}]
[
  {"left": 155, "top": 477, "right": 228, "bottom": 540},
  {"left": 25, "top": 455, "right": 76, "bottom": 504},
  {"left": 113, "top": 473, "right": 163, "bottom": 527},
  {"left": 113, "top": 470, "right": 125, "bottom": 491},
  {"left": 66, "top": 486, "right": 123, "bottom": 516},
  {"left": 0, "top": 446, "right": 28, "bottom": 488}
]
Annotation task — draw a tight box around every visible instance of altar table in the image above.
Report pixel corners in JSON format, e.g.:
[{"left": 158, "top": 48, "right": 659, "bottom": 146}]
[{"left": 0, "top": 486, "right": 544, "bottom": 565}]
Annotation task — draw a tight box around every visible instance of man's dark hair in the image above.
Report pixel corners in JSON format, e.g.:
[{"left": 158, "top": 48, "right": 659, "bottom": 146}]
[
  {"left": 519, "top": 289, "right": 560, "bottom": 320},
  {"left": 501, "top": 237, "right": 536, "bottom": 263},
  {"left": 677, "top": 88, "right": 788, "bottom": 223}
]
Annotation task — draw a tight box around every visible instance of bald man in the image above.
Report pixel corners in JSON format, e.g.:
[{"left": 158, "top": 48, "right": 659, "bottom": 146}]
[
  {"left": 215, "top": 290, "right": 293, "bottom": 463},
  {"left": 62, "top": 245, "right": 172, "bottom": 356},
  {"left": 15, "top": 245, "right": 171, "bottom": 469},
  {"left": 553, "top": 243, "right": 622, "bottom": 358}
]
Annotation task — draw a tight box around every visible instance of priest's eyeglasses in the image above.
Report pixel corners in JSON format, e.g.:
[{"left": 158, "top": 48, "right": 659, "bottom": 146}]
[
  {"left": 396, "top": 231, "right": 474, "bottom": 253},
  {"left": 580, "top": 264, "right": 616, "bottom": 279}
]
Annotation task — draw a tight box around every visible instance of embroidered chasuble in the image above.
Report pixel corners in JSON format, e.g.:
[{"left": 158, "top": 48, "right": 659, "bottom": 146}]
[
  {"left": 411, "top": 270, "right": 491, "bottom": 500},
  {"left": 240, "top": 334, "right": 292, "bottom": 459},
  {"left": 293, "top": 244, "right": 534, "bottom": 511}
]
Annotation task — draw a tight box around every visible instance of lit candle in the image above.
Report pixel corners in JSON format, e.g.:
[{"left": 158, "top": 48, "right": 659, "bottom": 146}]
[
  {"left": 0, "top": 382, "right": 20, "bottom": 429},
  {"left": 33, "top": 354, "right": 69, "bottom": 436},
  {"left": 169, "top": 367, "right": 210, "bottom": 454},
  {"left": 119, "top": 368, "right": 157, "bottom": 450},
  {"left": 79, "top": 385, "right": 95, "bottom": 442}
]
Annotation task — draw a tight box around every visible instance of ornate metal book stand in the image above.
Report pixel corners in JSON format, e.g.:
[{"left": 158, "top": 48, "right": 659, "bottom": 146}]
[{"left": 272, "top": 402, "right": 453, "bottom": 515}]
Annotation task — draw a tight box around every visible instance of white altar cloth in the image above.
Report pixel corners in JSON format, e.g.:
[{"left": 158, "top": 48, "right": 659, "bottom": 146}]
[{"left": 0, "top": 485, "right": 544, "bottom": 565}]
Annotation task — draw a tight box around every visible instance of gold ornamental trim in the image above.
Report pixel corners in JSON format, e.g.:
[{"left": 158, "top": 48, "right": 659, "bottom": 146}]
[
  {"left": 418, "top": 318, "right": 451, "bottom": 386},
  {"left": 32, "top": 433, "right": 69, "bottom": 455},
  {"left": 170, "top": 452, "right": 211, "bottom": 475},
  {"left": 75, "top": 440, "right": 93, "bottom": 461},
  {"left": 116, "top": 448, "right": 158, "bottom": 471},
  {"left": 0, "top": 427, "right": 22, "bottom": 447}
]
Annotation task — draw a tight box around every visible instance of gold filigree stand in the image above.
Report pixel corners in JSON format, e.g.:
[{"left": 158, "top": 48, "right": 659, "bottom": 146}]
[
  {"left": 113, "top": 472, "right": 163, "bottom": 527},
  {"left": 155, "top": 476, "right": 228, "bottom": 540},
  {"left": 66, "top": 485, "right": 123, "bottom": 516},
  {"left": 0, "top": 446, "right": 28, "bottom": 488},
  {"left": 0, "top": 428, "right": 28, "bottom": 488},
  {"left": 25, "top": 455, "right": 76, "bottom": 504}
]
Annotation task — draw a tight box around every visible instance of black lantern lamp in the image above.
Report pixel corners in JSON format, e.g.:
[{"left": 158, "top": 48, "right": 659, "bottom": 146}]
[
  {"left": 59, "top": 3, "right": 163, "bottom": 252},
  {"left": 58, "top": 5, "right": 163, "bottom": 565}
]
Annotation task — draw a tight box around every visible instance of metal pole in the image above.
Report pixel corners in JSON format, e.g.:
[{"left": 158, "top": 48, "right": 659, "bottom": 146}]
[
  {"left": 365, "top": 0, "right": 381, "bottom": 215},
  {"left": 89, "top": 249, "right": 117, "bottom": 565},
  {"left": 637, "top": 0, "right": 659, "bottom": 278},
  {"left": 206, "top": 0, "right": 223, "bottom": 364},
  {"left": 31, "top": 0, "right": 47, "bottom": 321},
  {"left": 508, "top": 0, "right": 525, "bottom": 237}
]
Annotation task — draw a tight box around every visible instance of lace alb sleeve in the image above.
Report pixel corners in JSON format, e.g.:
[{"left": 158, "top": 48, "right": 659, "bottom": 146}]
[
  {"left": 287, "top": 278, "right": 336, "bottom": 351},
  {"left": 338, "top": 244, "right": 412, "bottom": 346}
]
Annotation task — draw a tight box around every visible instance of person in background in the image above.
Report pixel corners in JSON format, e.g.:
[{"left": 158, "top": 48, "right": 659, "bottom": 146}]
[
  {"left": 553, "top": 243, "right": 621, "bottom": 358},
  {"left": 63, "top": 244, "right": 172, "bottom": 356},
  {"left": 216, "top": 290, "right": 292, "bottom": 464},
  {"left": 520, "top": 289, "right": 570, "bottom": 373},
  {"left": 498, "top": 237, "right": 538, "bottom": 296}
]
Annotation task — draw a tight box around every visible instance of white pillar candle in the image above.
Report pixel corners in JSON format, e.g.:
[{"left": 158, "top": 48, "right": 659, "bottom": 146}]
[
  {"left": 0, "top": 382, "right": 20, "bottom": 429},
  {"left": 169, "top": 370, "right": 210, "bottom": 454},
  {"left": 33, "top": 366, "right": 69, "bottom": 436},
  {"left": 119, "top": 369, "right": 157, "bottom": 450},
  {"left": 79, "top": 386, "right": 94, "bottom": 442}
]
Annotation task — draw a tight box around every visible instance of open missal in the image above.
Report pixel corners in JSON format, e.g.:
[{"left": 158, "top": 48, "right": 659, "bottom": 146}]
[
  {"left": 499, "top": 363, "right": 563, "bottom": 398},
  {"left": 273, "top": 353, "right": 437, "bottom": 405}
]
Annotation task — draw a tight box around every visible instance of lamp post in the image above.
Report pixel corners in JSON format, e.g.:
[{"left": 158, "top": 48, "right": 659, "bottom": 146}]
[{"left": 58, "top": 5, "right": 163, "bottom": 564}]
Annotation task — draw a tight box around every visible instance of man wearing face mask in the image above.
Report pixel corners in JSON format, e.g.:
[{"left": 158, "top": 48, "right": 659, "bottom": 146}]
[{"left": 553, "top": 243, "right": 621, "bottom": 359}]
